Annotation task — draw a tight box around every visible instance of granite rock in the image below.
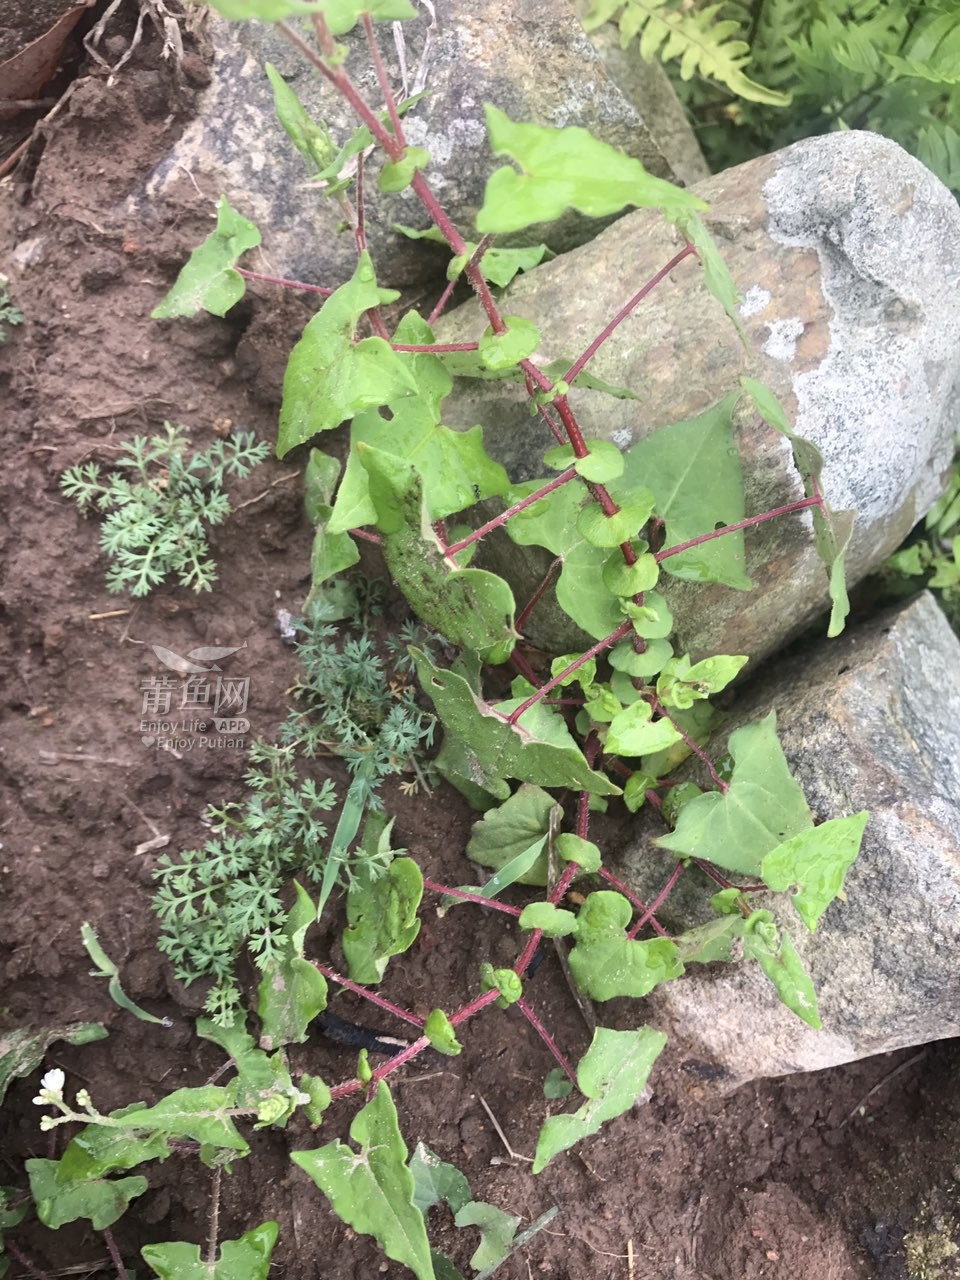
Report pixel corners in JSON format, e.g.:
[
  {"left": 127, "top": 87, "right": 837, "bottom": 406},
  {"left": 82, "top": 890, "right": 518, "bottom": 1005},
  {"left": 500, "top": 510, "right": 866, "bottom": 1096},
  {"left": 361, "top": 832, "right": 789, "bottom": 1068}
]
[
  {"left": 131, "top": 1, "right": 703, "bottom": 292},
  {"left": 436, "top": 131, "right": 960, "bottom": 661},
  {"left": 616, "top": 592, "right": 960, "bottom": 1088}
]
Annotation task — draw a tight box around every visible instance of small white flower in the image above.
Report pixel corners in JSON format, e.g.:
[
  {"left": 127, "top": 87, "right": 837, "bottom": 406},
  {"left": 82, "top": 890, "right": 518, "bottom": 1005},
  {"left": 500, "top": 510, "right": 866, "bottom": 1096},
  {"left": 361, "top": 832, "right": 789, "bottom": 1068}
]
[
  {"left": 32, "top": 1068, "right": 65, "bottom": 1106},
  {"left": 75, "top": 1088, "right": 92, "bottom": 1109},
  {"left": 39, "top": 1115, "right": 57, "bottom": 1131}
]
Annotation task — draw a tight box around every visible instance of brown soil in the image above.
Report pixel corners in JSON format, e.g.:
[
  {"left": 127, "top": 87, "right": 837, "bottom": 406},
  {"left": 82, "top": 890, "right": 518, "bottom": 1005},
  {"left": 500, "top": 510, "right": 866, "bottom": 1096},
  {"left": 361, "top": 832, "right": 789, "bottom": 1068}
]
[{"left": 2, "top": 10, "right": 959, "bottom": 1280}]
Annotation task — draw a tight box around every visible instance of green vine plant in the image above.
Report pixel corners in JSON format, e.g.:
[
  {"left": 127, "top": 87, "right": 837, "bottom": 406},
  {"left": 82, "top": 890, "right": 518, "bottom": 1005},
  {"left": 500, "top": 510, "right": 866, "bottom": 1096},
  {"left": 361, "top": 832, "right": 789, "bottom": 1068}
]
[
  {"left": 61, "top": 423, "right": 269, "bottom": 596},
  {"left": 585, "top": 0, "right": 960, "bottom": 195},
  {"left": 9, "top": 2, "right": 875, "bottom": 1277},
  {"left": 877, "top": 452, "right": 960, "bottom": 632}
]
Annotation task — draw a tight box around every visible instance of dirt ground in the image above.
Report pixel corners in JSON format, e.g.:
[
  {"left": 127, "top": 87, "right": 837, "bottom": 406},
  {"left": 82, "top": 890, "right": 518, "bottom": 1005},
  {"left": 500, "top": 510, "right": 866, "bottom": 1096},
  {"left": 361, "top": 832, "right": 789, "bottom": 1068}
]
[{"left": 2, "top": 8, "right": 960, "bottom": 1280}]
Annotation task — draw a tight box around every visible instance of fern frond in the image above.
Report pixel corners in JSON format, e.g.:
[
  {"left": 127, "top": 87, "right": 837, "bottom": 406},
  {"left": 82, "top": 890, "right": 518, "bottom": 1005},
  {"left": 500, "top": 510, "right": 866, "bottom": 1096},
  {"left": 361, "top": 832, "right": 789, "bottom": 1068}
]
[
  {"left": 584, "top": 0, "right": 791, "bottom": 105},
  {"left": 885, "top": 11, "right": 960, "bottom": 84},
  {"left": 917, "top": 120, "right": 960, "bottom": 191}
]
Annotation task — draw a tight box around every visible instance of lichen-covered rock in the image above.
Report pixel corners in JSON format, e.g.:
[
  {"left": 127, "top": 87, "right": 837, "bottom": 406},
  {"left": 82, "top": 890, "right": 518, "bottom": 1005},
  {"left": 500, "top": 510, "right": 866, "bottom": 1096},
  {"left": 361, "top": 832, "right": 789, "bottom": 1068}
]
[
  {"left": 616, "top": 592, "right": 960, "bottom": 1088},
  {"left": 437, "top": 131, "right": 960, "bottom": 661},
  {"left": 131, "top": 1, "right": 701, "bottom": 292}
]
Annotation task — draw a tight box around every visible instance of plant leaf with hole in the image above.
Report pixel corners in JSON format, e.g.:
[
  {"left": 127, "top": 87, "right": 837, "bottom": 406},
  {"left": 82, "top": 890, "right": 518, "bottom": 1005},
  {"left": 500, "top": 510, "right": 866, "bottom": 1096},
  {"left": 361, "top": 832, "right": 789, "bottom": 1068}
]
[
  {"left": 360, "top": 447, "right": 517, "bottom": 663},
  {"left": 761, "top": 813, "right": 869, "bottom": 932},
  {"left": 141, "top": 1222, "right": 279, "bottom": 1280},
  {"left": 656, "top": 711, "right": 812, "bottom": 875},
  {"left": 256, "top": 883, "right": 328, "bottom": 1049},
  {"left": 152, "top": 197, "right": 260, "bottom": 319},
  {"left": 278, "top": 252, "right": 416, "bottom": 456},
  {"left": 477, "top": 106, "right": 705, "bottom": 234},
  {"left": 342, "top": 857, "right": 423, "bottom": 984},
  {"left": 466, "top": 784, "right": 560, "bottom": 886},
  {"left": 416, "top": 653, "right": 619, "bottom": 799},
  {"left": 567, "top": 892, "right": 683, "bottom": 1000},
  {"left": 293, "top": 1082, "right": 433, "bottom": 1280},
  {"left": 624, "top": 394, "right": 751, "bottom": 588},
  {"left": 27, "top": 1159, "right": 148, "bottom": 1231},
  {"left": 742, "top": 913, "right": 821, "bottom": 1028},
  {"left": 454, "top": 1202, "right": 521, "bottom": 1271},
  {"left": 0, "top": 1022, "right": 106, "bottom": 1106},
  {"left": 533, "top": 1027, "right": 666, "bottom": 1172},
  {"left": 740, "top": 377, "right": 854, "bottom": 635}
]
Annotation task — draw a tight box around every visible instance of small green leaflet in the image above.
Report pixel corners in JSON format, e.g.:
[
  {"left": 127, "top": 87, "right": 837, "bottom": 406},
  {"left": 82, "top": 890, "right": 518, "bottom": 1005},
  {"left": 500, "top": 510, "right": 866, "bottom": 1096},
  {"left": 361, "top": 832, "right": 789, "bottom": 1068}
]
[
  {"left": 466, "top": 784, "right": 560, "bottom": 886},
  {"left": 503, "top": 480, "right": 633, "bottom": 641},
  {"left": 409, "top": 1142, "right": 472, "bottom": 1215},
  {"left": 204, "top": 0, "right": 415, "bottom": 28},
  {"left": 394, "top": 226, "right": 553, "bottom": 287},
  {"left": 342, "top": 857, "right": 423, "bottom": 984},
  {"left": 278, "top": 252, "right": 416, "bottom": 457},
  {"left": 533, "top": 1027, "right": 667, "bottom": 1173},
  {"left": 673, "top": 914, "right": 745, "bottom": 964},
  {"left": 567, "top": 892, "right": 683, "bottom": 1001},
  {"left": 328, "top": 314, "right": 510, "bottom": 530},
  {"left": 743, "top": 913, "right": 821, "bottom": 1029},
  {"left": 27, "top": 1159, "right": 148, "bottom": 1231},
  {"left": 740, "top": 377, "right": 854, "bottom": 636},
  {"left": 605, "top": 701, "right": 683, "bottom": 757},
  {"left": 0, "top": 1022, "right": 106, "bottom": 1105},
  {"left": 761, "top": 813, "right": 869, "bottom": 932},
  {"left": 479, "top": 964, "right": 523, "bottom": 1007},
  {"left": 672, "top": 212, "right": 745, "bottom": 341},
  {"left": 476, "top": 106, "right": 706, "bottom": 235},
  {"left": 478, "top": 316, "right": 541, "bottom": 370},
  {"left": 657, "top": 711, "right": 812, "bottom": 876},
  {"left": 628, "top": 394, "right": 751, "bottom": 588},
  {"left": 656, "top": 653, "right": 748, "bottom": 710},
  {"left": 256, "top": 883, "right": 328, "bottom": 1049},
  {"left": 518, "top": 902, "right": 578, "bottom": 937},
  {"left": 360, "top": 446, "right": 517, "bottom": 663},
  {"left": 152, "top": 197, "right": 259, "bottom": 320},
  {"left": 141, "top": 1222, "right": 279, "bottom": 1280},
  {"left": 424, "top": 1009, "right": 462, "bottom": 1056},
  {"left": 454, "top": 1202, "right": 521, "bottom": 1271},
  {"left": 81, "top": 922, "right": 171, "bottom": 1026},
  {"left": 380, "top": 145, "right": 430, "bottom": 193},
  {"left": 543, "top": 1069, "right": 574, "bottom": 1099},
  {"left": 544, "top": 440, "right": 625, "bottom": 485},
  {"left": 265, "top": 64, "right": 335, "bottom": 174},
  {"left": 555, "top": 833, "right": 601, "bottom": 873},
  {"left": 293, "top": 1083, "right": 433, "bottom": 1280},
  {"left": 415, "top": 652, "right": 620, "bottom": 797}
]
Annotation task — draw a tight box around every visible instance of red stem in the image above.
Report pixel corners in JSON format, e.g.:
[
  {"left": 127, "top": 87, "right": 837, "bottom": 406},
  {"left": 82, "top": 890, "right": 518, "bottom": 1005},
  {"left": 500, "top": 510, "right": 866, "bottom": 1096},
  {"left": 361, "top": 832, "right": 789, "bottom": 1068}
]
[
  {"left": 693, "top": 860, "right": 767, "bottom": 894},
  {"left": 515, "top": 557, "right": 562, "bottom": 633},
  {"left": 350, "top": 527, "right": 383, "bottom": 545},
  {"left": 4, "top": 1241, "right": 52, "bottom": 1280},
  {"left": 627, "top": 861, "right": 684, "bottom": 940},
  {"left": 235, "top": 268, "right": 333, "bottom": 297},
  {"left": 649, "top": 694, "right": 727, "bottom": 792},
  {"left": 656, "top": 496, "right": 823, "bottom": 562},
  {"left": 422, "top": 878, "right": 523, "bottom": 917},
  {"left": 444, "top": 469, "right": 578, "bottom": 559},
  {"left": 314, "top": 963, "right": 425, "bottom": 1028},
  {"left": 427, "top": 278, "right": 458, "bottom": 326},
  {"left": 516, "top": 997, "right": 578, "bottom": 1083},
  {"left": 597, "top": 866, "right": 670, "bottom": 938},
  {"left": 362, "top": 13, "right": 405, "bottom": 143},
  {"left": 563, "top": 245, "right": 696, "bottom": 386},
  {"left": 102, "top": 1229, "right": 126, "bottom": 1280},
  {"left": 505, "top": 621, "right": 633, "bottom": 726}
]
